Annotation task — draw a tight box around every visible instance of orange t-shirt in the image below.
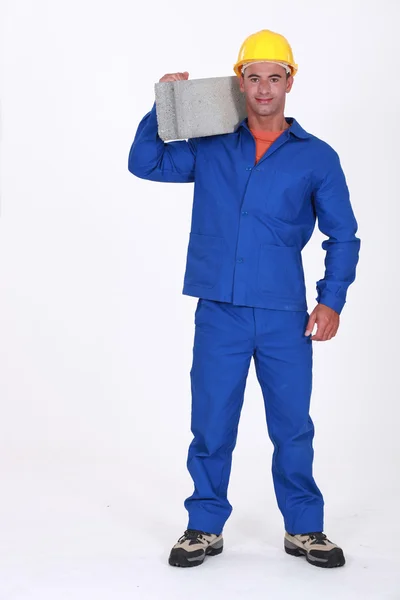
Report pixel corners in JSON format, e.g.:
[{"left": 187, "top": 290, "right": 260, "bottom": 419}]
[{"left": 250, "top": 128, "right": 286, "bottom": 164}]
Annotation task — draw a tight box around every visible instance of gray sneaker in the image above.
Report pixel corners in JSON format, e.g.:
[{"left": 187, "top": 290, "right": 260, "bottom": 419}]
[
  {"left": 284, "top": 531, "right": 345, "bottom": 568},
  {"left": 168, "top": 529, "right": 224, "bottom": 567}
]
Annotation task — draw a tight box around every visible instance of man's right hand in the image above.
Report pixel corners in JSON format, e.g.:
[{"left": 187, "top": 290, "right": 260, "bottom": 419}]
[{"left": 159, "top": 72, "right": 189, "bottom": 82}]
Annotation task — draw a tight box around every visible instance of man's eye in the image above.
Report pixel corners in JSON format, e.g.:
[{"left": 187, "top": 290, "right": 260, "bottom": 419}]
[
  {"left": 250, "top": 78, "right": 258, "bottom": 83},
  {"left": 271, "top": 78, "right": 278, "bottom": 83}
]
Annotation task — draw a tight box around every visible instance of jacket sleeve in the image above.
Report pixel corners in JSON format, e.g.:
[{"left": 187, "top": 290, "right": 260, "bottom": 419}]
[
  {"left": 313, "top": 150, "right": 361, "bottom": 314},
  {"left": 128, "top": 101, "right": 197, "bottom": 183}
]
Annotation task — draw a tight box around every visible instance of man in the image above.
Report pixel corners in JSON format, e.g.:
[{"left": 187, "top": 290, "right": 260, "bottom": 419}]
[{"left": 128, "top": 29, "right": 360, "bottom": 569}]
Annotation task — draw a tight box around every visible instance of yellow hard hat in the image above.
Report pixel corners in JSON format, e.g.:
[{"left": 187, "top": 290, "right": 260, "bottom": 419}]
[{"left": 233, "top": 29, "right": 298, "bottom": 77}]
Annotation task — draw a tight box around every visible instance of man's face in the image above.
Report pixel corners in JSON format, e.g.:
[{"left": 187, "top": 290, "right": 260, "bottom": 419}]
[{"left": 239, "top": 62, "right": 293, "bottom": 119}]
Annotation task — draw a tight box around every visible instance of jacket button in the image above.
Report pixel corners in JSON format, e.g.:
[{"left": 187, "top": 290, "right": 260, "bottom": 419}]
[
  {"left": 241, "top": 211, "right": 248, "bottom": 216},
  {"left": 237, "top": 257, "right": 244, "bottom": 263}
]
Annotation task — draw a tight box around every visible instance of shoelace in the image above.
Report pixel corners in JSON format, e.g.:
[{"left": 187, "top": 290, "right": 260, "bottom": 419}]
[
  {"left": 178, "top": 529, "right": 207, "bottom": 544},
  {"left": 304, "top": 532, "right": 329, "bottom": 545}
]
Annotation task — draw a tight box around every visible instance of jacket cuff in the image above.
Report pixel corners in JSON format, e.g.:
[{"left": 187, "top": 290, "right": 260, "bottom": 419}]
[{"left": 316, "top": 290, "right": 345, "bottom": 314}]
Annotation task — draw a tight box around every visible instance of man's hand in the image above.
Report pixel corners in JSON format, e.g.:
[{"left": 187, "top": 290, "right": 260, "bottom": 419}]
[
  {"left": 305, "top": 304, "right": 340, "bottom": 341},
  {"left": 159, "top": 72, "right": 189, "bottom": 82}
]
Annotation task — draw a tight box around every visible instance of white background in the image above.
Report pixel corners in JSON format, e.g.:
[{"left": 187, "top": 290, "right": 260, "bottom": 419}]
[{"left": 0, "top": 0, "right": 398, "bottom": 598}]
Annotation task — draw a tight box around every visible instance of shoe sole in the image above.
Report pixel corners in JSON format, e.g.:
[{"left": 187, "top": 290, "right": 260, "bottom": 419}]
[
  {"left": 284, "top": 541, "right": 345, "bottom": 568},
  {"left": 169, "top": 542, "right": 223, "bottom": 567}
]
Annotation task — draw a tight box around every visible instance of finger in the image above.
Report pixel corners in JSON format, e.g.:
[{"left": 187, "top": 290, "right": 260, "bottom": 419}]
[
  {"left": 311, "top": 322, "right": 327, "bottom": 341},
  {"left": 324, "top": 323, "right": 338, "bottom": 341},
  {"left": 322, "top": 328, "right": 332, "bottom": 341},
  {"left": 305, "top": 314, "right": 317, "bottom": 336},
  {"left": 326, "top": 326, "right": 336, "bottom": 340},
  {"left": 325, "top": 322, "right": 338, "bottom": 339},
  {"left": 323, "top": 329, "right": 333, "bottom": 342},
  {"left": 159, "top": 72, "right": 189, "bottom": 82},
  {"left": 311, "top": 334, "right": 323, "bottom": 341}
]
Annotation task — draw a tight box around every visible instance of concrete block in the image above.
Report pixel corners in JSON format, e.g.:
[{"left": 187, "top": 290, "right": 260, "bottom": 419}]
[{"left": 154, "top": 76, "right": 247, "bottom": 141}]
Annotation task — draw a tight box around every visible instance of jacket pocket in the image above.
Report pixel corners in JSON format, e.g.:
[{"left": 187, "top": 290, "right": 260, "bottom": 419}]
[
  {"left": 265, "top": 170, "right": 311, "bottom": 221},
  {"left": 257, "top": 243, "right": 306, "bottom": 299},
  {"left": 184, "top": 233, "right": 224, "bottom": 289}
]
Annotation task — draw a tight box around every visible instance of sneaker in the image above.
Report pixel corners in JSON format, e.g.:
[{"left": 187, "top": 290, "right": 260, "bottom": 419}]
[
  {"left": 284, "top": 531, "right": 345, "bottom": 568},
  {"left": 168, "top": 528, "right": 224, "bottom": 567}
]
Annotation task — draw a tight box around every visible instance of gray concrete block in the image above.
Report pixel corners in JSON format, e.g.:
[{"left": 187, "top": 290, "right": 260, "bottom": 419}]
[{"left": 154, "top": 76, "right": 247, "bottom": 141}]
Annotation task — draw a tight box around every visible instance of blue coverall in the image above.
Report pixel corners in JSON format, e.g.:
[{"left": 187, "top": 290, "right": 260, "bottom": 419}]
[{"left": 128, "top": 102, "right": 360, "bottom": 535}]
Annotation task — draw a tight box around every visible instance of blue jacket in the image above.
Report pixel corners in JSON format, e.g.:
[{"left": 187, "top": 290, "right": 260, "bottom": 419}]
[{"left": 128, "top": 102, "right": 360, "bottom": 314}]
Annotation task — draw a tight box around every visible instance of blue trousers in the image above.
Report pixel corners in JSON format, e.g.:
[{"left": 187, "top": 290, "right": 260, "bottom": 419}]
[{"left": 184, "top": 299, "right": 324, "bottom": 536}]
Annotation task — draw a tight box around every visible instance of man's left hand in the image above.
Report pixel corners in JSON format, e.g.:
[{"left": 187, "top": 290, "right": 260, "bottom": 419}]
[{"left": 304, "top": 304, "right": 340, "bottom": 341}]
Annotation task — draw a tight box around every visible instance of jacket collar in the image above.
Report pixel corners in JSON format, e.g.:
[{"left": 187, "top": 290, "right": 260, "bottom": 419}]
[{"left": 235, "top": 116, "right": 311, "bottom": 139}]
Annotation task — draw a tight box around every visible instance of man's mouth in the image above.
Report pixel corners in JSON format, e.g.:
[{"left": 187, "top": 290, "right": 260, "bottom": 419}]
[{"left": 256, "top": 98, "right": 273, "bottom": 104}]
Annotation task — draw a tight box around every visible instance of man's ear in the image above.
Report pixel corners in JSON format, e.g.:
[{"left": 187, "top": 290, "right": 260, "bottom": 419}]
[{"left": 286, "top": 75, "right": 294, "bottom": 93}]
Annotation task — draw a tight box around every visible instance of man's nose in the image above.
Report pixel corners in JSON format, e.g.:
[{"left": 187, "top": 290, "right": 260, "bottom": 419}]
[{"left": 258, "top": 81, "right": 271, "bottom": 94}]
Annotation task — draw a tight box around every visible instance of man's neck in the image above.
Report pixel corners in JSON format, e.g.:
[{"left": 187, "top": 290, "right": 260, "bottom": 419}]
[{"left": 247, "top": 113, "right": 290, "bottom": 132}]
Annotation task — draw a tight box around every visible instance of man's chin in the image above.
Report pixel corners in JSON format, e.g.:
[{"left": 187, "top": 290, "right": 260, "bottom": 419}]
[{"left": 251, "top": 105, "right": 274, "bottom": 116}]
